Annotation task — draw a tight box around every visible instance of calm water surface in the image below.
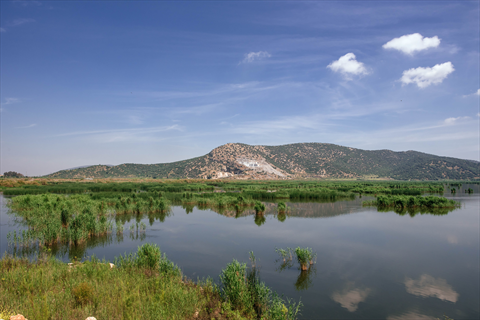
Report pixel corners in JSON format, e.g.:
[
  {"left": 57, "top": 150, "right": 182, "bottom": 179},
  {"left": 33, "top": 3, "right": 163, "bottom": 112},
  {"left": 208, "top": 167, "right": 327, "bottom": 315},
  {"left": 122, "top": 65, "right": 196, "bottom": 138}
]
[{"left": 1, "top": 186, "right": 479, "bottom": 319}]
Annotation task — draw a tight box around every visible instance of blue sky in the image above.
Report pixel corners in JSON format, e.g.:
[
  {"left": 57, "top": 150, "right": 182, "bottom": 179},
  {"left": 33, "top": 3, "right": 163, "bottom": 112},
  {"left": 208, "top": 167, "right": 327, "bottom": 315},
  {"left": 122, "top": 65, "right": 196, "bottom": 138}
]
[{"left": 1, "top": 1, "right": 479, "bottom": 176}]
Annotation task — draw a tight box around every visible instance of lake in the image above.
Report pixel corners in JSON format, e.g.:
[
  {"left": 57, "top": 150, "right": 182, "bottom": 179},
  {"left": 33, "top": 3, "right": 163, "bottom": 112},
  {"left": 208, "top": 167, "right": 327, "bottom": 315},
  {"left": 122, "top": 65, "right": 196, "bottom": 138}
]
[{"left": 1, "top": 185, "right": 478, "bottom": 319}]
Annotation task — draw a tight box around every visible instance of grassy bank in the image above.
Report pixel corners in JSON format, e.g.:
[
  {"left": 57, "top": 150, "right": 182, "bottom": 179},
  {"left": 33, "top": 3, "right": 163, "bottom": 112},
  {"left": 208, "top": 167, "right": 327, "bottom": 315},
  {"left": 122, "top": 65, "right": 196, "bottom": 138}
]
[{"left": 0, "top": 244, "right": 301, "bottom": 320}]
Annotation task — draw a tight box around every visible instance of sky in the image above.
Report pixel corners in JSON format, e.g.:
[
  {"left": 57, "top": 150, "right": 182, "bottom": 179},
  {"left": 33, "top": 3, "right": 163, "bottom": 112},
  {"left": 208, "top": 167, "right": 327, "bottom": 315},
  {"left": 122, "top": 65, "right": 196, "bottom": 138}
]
[{"left": 1, "top": 1, "right": 479, "bottom": 176}]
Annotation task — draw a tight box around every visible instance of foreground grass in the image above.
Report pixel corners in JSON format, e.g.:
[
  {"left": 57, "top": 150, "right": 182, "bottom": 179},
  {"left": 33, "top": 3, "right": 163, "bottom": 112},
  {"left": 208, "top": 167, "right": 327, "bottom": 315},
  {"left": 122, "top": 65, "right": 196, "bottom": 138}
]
[{"left": 0, "top": 245, "right": 300, "bottom": 320}]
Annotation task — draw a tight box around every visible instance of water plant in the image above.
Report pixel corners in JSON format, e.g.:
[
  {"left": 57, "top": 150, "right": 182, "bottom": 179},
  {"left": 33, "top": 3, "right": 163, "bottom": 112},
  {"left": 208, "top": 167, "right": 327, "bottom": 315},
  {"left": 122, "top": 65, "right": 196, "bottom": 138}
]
[
  {"left": 219, "top": 258, "right": 301, "bottom": 319},
  {"left": 362, "top": 195, "right": 460, "bottom": 209},
  {"left": 295, "top": 247, "right": 315, "bottom": 271},
  {"left": 254, "top": 201, "right": 266, "bottom": 214},
  {"left": 115, "top": 221, "right": 124, "bottom": 234},
  {"left": 275, "top": 247, "right": 291, "bottom": 262},
  {"left": 277, "top": 201, "right": 287, "bottom": 213}
]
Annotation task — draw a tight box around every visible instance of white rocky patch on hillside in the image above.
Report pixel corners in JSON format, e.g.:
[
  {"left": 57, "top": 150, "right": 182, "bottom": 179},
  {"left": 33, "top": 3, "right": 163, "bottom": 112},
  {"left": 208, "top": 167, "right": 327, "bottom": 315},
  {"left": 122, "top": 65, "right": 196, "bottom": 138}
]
[{"left": 237, "top": 157, "right": 286, "bottom": 177}]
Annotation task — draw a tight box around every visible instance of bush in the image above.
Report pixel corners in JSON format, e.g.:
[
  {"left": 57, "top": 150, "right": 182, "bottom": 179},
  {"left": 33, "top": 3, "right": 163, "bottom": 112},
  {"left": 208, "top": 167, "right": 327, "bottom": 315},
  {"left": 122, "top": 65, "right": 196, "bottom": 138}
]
[
  {"left": 136, "top": 243, "right": 162, "bottom": 269},
  {"left": 219, "top": 259, "right": 250, "bottom": 311},
  {"left": 72, "top": 282, "right": 94, "bottom": 306}
]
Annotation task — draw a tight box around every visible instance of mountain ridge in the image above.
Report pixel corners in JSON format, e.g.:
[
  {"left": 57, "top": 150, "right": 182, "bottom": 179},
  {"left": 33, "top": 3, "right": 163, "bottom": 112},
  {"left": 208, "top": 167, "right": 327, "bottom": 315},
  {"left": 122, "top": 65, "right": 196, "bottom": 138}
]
[{"left": 45, "top": 142, "right": 479, "bottom": 180}]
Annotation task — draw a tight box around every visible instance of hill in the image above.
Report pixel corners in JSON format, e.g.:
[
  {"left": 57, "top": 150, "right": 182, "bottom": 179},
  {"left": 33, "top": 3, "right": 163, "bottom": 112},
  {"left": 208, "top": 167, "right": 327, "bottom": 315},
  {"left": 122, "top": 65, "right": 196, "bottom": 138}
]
[{"left": 45, "top": 143, "right": 479, "bottom": 180}]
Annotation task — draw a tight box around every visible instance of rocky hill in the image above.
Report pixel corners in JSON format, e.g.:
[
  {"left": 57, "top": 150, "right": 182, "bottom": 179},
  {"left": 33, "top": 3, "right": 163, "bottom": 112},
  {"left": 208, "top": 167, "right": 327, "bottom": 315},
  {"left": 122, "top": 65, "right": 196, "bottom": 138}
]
[{"left": 46, "top": 143, "right": 479, "bottom": 180}]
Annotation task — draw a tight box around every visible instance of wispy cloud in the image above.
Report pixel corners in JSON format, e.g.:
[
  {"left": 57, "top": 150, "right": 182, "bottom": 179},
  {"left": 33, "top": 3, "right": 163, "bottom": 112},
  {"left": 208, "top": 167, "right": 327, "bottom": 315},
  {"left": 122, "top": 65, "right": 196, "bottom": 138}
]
[
  {"left": 13, "top": 0, "right": 42, "bottom": 7},
  {"left": 400, "top": 62, "right": 454, "bottom": 88},
  {"left": 444, "top": 116, "right": 470, "bottom": 125},
  {"left": 9, "top": 18, "right": 35, "bottom": 27},
  {"left": 463, "top": 89, "right": 480, "bottom": 97},
  {"left": 240, "top": 51, "right": 271, "bottom": 64},
  {"left": 230, "top": 115, "right": 320, "bottom": 135},
  {"left": 0, "top": 28, "right": 6, "bottom": 33},
  {"left": 16, "top": 124, "right": 37, "bottom": 129},
  {"left": 327, "top": 53, "right": 369, "bottom": 79},
  {"left": 54, "top": 125, "right": 182, "bottom": 143},
  {"left": 383, "top": 33, "right": 440, "bottom": 55},
  {"left": 2, "top": 98, "right": 20, "bottom": 105}
]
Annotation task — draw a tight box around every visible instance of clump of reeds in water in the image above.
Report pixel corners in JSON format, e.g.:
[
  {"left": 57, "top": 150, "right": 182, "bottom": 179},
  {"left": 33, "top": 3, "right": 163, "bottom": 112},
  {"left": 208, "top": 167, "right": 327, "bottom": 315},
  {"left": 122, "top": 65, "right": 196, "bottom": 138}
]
[
  {"left": 294, "top": 247, "right": 316, "bottom": 271},
  {"left": 219, "top": 253, "right": 302, "bottom": 319},
  {"left": 6, "top": 193, "right": 170, "bottom": 250},
  {"left": 362, "top": 195, "right": 460, "bottom": 209},
  {"left": 277, "top": 201, "right": 287, "bottom": 213},
  {"left": 254, "top": 201, "right": 266, "bottom": 214}
]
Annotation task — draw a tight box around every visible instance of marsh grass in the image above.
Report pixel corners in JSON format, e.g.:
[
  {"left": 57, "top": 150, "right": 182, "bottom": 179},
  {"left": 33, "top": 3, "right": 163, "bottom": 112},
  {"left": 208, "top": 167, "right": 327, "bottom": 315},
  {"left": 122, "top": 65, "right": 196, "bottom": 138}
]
[
  {"left": 362, "top": 195, "right": 460, "bottom": 210},
  {"left": 6, "top": 194, "right": 170, "bottom": 250},
  {"left": 0, "top": 252, "right": 204, "bottom": 320},
  {"left": 1, "top": 245, "right": 301, "bottom": 320},
  {"left": 220, "top": 257, "right": 301, "bottom": 319},
  {"left": 294, "top": 247, "right": 315, "bottom": 271},
  {"left": 254, "top": 201, "right": 266, "bottom": 214}
]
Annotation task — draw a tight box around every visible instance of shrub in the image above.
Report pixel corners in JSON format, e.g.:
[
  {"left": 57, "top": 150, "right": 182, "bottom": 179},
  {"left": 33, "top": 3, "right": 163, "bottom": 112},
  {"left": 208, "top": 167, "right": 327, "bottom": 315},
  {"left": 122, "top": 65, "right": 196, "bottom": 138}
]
[
  {"left": 219, "top": 259, "right": 251, "bottom": 312},
  {"left": 72, "top": 282, "right": 94, "bottom": 306},
  {"left": 136, "top": 243, "right": 161, "bottom": 269}
]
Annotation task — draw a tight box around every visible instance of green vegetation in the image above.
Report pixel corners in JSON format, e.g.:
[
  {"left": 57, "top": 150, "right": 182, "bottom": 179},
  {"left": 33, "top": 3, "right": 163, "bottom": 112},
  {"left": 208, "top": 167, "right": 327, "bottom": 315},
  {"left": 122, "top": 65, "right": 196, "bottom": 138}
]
[
  {"left": 294, "top": 247, "right": 315, "bottom": 271},
  {"left": 254, "top": 201, "right": 266, "bottom": 214},
  {"left": 362, "top": 195, "right": 460, "bottom": 210},
  {"left": 277, "top": 202, "right": 287, "bottom": 213},
  {"left": 0, "top": 246, "right": 301, "bottom": 320},
  {"left": 220, "top": 257, "right": 301, "bottom": 319},
  {"left": 5, "top": 193, "right": 170, "bottom": 249}
]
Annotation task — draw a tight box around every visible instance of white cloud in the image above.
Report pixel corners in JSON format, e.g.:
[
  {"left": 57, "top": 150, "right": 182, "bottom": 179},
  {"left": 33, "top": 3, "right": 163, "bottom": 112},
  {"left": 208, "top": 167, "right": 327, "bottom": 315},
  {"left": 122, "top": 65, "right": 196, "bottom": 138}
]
[
  {"left": 444, "top": 116, "right": 469, "bottom": 125},
  {"left": 400, "top": 62, "right": 454, "bottom": 88},
  {"left": 327, "top": 53, "right": 368, "bottom": 78},
  {"left": 241, "top": 51, "right": 271, "bottom": 63},
  {"left": 462, "top": 89, "right": 480, "bottom": 98},
  {"left": 383, "top": 33, "right": 440, "bottom": 55},
  {"left": 405, "top": 274, "right": 459, "bottom": 303},
  {"left": 0, "top": 28, "right": 6, "bottom": 33}
]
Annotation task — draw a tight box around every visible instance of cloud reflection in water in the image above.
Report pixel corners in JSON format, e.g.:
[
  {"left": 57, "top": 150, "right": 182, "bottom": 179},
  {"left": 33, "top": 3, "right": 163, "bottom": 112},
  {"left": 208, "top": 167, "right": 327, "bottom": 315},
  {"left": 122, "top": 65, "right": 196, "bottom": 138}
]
[
  {"left": 331, "top": 283, "right": 371, "bottom": 312},
  {"left": 405, "top": 274, "right": 459, "bottom": 303}
]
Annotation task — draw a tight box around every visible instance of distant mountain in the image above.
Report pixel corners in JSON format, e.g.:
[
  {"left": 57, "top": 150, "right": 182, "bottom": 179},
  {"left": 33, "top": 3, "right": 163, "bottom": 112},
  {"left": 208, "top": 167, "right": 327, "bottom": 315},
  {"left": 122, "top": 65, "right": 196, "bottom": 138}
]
[{"left": 45, "top": 143, "right": 479, "bottom": 180}]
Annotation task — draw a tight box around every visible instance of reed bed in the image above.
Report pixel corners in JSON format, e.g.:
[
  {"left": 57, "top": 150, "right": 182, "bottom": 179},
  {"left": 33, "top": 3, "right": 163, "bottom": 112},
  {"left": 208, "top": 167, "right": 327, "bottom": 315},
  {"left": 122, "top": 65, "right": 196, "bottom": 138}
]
[
  {"left": 6, "top": 194, "right": 170, "bottom": 249},
  {"left": 362, "top": 195, "right": 460, "bottom": 209}
]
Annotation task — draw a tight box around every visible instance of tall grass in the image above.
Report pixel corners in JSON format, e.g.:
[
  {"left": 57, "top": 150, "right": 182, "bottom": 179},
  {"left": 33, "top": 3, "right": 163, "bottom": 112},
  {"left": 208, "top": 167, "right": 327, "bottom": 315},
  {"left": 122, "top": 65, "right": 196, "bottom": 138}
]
[
  {"left": 6, "top": 194, "right": 170, "bottom": 249},
  {"left": 362, "top": 195, "right": 460, "bottom": 209},
  {"left": 220, "top": 258, "right": 302, "bottom": 319},
  {"left": 0, "top": 247, "right": 302, "bottom": 320}
]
